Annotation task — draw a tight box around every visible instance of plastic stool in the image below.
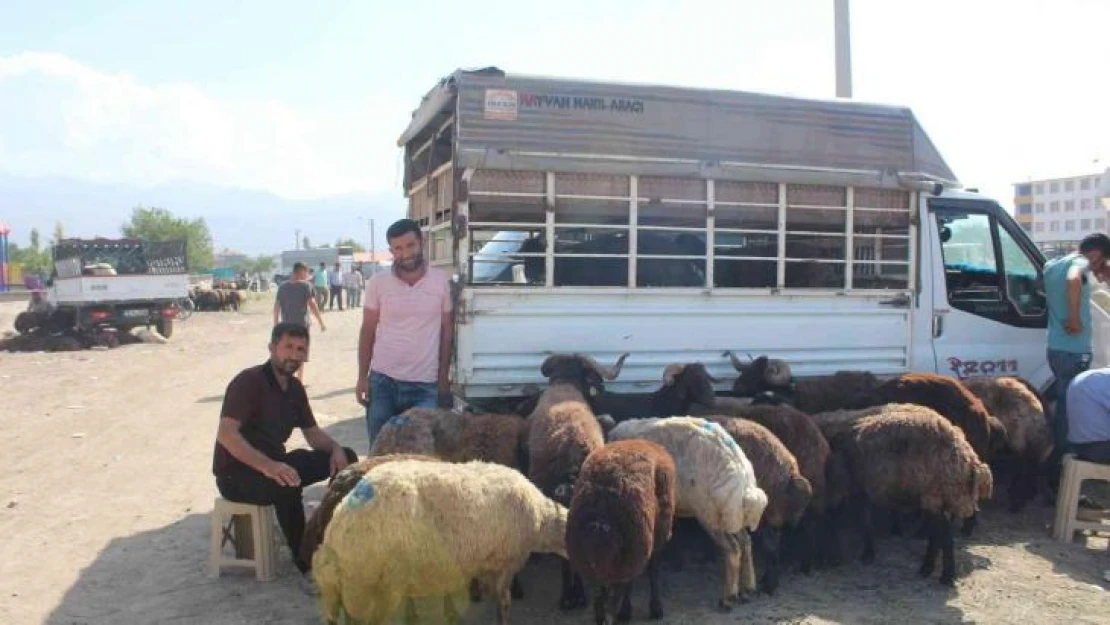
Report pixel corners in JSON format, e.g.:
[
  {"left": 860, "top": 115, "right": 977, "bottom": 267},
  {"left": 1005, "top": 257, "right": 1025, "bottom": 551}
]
[
  {"left": 209, "top": 498, "right": 280, "bottom": 581},
  {"left": 1052, "top": 454, "right": 1110, "bottom": 543}
]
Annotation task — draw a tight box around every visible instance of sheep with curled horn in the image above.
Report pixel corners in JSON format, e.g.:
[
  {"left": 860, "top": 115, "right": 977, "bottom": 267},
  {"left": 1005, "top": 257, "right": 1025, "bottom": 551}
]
[
  {"left": 723, "top": 351, "right": 882, "bottom": 414},
  {"left": 724, "top": 351, "right": 794, "bottom": 397},
  {"left": 525, "top": 351, "right": 629, "bottom": 611},
  {"left": 589, "top": 361, "right": 723, "bottom": 424}
]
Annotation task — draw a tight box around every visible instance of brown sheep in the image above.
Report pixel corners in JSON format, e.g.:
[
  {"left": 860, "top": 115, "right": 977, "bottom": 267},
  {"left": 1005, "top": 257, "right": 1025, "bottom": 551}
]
[
  {"left": 961, "top": 376, "right": 1053, "bottom": 512},
  {"left": 874, "top": 372, "right": 1007, "bottom": 462},
  {"left": 707, "top": 416, "right": 812, "bottom": 594},
  {"left": 567, "top": 439, "right": 677, "bottom": 625},
  {"left": 691, "top": 401, "right": 839, "bottom": 572},
  {"left": 827, "top": 404, "right": 994, "bottom": 586},
  {"left": 370, "top": 407, "right": 527, "bottom": 470},
  {"left": 528, "top": 351, "right": 628, "bottom": 611},
  {"left": 723, "top": 352, "right": 881, "bottom": 413}
]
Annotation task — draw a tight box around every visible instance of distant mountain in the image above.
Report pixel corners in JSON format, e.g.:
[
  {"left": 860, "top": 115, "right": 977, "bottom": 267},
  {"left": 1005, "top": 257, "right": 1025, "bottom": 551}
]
[{"left": 0, "top": 174, "right": 405, "bottom": 255}]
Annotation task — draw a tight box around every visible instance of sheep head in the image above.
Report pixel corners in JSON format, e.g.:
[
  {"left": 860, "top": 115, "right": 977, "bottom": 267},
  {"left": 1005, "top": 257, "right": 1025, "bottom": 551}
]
[
  {"left": 724, "top": 351, "right": 793, "bottom": 396},
  {"left": 662, "top": 362, "right": 720, "bottom": 408},
  {"left": 540, "top": 352, "right": 629, "bottom": 397}
]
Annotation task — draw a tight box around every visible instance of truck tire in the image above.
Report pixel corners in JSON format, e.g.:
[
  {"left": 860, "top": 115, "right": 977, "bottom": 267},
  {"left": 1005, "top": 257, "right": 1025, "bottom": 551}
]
[
  {"left": 14, "top": 312, "right": 38, "bottom": 334},
  {"left": 155, "top": 316, "right": 174, "bottom": 339}
]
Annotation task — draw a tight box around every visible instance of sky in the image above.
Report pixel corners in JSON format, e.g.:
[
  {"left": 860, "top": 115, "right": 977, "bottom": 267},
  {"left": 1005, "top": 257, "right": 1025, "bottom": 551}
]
[{"left": 1, "top": 0, "right": 1107, "bottom": 218}]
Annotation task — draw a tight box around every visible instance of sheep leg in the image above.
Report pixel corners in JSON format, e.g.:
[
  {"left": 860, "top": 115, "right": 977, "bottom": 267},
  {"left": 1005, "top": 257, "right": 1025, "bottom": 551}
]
[
  {"left": 494, "top": 572, "right": 515, "bottom": 625},
  {"left": 403, "top": 597, "right": 419, "bottom": 625},
  {"left": 959, "top": 512, "right": 977, "bottom": 538},
  {"left": 469, "top": 577, "right": 482, "bottom": 602},
  {"left": 860, "top": 502, "right": 876, "bottom": 564},
  {"left": 443, "top": 594, "right": 462, "bottom": 625},
  {"left": 511, "top": 574, "right": 524, "bottom": 599},
  {"left": 593, "top": 586, "right": 611, "bottom": 625},
  {"left": 1007, "top": 460, "right": 1037, "bottom": 513},
  {"left": 938, "top": 513, "right": 957, "bottom": 587},
  {"left": 560, "top": 559, "right": 588, "bottom": 610},
  {"left": 614, "top": 582, "right": 633, "bottom": 622},
  {"left": 820, "top": 509, "right": 844, "bottom": 569},
  {"left": 647, "top": 551, "right": 665, "bottom": 620},
  {"left": 737, "top": 531, "right": 757, "bottom": 598},
  {"left": 754, "top": 526, "right": 781, "bottom": 595},
  {"left": 919, "top": 511, "right": 940, "bottom": 579}
]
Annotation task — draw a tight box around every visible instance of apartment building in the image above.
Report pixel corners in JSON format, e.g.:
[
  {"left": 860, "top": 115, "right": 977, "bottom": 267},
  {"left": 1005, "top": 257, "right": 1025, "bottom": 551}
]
[{"left": 1013, "top": 170, "right": 1108, "bottom": 257}]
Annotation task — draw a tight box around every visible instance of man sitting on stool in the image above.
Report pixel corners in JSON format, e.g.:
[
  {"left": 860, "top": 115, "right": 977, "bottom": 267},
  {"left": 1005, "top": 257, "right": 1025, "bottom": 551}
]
[
  {"left": 212, "top": 322, "right": 356, "bottom": 573},
  {"left": 1067, "top": 366, "right": 1110, "bottom": 464}
]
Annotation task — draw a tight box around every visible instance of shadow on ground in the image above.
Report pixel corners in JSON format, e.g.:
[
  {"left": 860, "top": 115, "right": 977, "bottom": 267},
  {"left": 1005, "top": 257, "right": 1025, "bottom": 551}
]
[{"left": 43, "top": 508, "right": 972, "bottom": 625}]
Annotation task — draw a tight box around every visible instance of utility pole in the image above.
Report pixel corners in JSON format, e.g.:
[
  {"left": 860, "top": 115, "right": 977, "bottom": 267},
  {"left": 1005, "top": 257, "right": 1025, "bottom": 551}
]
[
  {"left": 834, "top": 0, "right": 853, "bottom": 98},
  {"left": 295, "top": 228, "right": 301, "bottom": 251}
]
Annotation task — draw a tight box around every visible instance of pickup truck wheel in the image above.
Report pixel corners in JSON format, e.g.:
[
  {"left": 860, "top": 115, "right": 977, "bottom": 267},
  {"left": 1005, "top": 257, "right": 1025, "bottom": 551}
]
[
  {"left": 155, "top": 317, "right": 174, "bottom": 339},
  {"left": 14, "top": 312, "right": 38, "bottom": 334}
]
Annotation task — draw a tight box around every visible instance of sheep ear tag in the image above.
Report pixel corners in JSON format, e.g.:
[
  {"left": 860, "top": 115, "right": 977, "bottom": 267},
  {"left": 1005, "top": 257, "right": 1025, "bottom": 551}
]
[{"left": 345, "top": 478, "right": 376, "bottom": 510}]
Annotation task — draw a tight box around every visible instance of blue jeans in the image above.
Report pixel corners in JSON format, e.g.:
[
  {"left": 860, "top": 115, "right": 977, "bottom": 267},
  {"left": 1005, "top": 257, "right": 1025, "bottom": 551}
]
[
  {"left": 366, "top": 370, "right": 439, "bottom": 447},
  {"left": 1047, "top": 348, "right": 1092, "bottom": 462}
]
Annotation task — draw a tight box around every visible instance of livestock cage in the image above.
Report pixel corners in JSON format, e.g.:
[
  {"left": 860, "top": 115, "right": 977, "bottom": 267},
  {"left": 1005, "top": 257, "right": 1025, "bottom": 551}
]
[{"left": 407, "top": 166, "right": 917, "bottom": 295}]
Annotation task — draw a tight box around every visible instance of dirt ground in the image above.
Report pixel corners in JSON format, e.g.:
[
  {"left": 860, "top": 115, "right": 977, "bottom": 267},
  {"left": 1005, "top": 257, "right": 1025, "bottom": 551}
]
[{"left": 1, "top": 296, "right": 1109, "bottom": 625}]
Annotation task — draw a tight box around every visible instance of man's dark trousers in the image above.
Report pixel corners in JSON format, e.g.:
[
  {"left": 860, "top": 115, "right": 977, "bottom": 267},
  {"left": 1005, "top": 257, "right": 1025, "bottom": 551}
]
[{"left": 216, "top": 447, "right": 358, "bottom": 572}]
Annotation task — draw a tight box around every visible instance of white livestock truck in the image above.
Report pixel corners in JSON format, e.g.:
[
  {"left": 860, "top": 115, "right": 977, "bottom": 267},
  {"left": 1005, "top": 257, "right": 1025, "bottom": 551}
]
[
  {"left": 396, "top": 67, "right": 1078, "bottom": 411},
  {"left": 14, "top": 237, "right": 189, "bottom": 347}
]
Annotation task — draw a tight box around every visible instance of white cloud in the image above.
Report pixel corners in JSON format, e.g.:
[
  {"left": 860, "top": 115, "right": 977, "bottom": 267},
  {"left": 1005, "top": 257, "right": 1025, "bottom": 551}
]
[{"left": 0, "top": 52, "right": 399, "bottom": 199}]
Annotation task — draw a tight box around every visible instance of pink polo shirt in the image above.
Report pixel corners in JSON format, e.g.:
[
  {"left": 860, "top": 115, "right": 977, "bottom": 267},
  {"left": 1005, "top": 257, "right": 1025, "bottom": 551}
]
[{"left": 365, "top": 267, "right": 452, "bottom": 383}]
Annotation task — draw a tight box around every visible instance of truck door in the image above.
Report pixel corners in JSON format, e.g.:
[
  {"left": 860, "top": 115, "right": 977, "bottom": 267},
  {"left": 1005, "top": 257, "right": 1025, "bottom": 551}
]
[{"left": 927, "top": 199, "right": 1052, "bottom": 388}]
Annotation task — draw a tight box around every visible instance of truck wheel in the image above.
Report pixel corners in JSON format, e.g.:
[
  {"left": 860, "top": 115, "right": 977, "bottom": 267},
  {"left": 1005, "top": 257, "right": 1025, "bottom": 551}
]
[
  {"left": 155, "top": 317, "right": 174, "bottom": 339},
  {"left": 14, "top": 312, "right": 38, "bottom": 334}
]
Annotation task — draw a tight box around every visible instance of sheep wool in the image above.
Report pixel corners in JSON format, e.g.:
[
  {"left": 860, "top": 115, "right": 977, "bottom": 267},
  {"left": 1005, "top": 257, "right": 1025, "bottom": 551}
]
[
  {"left": 299, "top": 453, "right": 441, "bottom": 568},
  {"left": 370, "top": 407, "right": 527, "bottom": 469},
  {"left": 608, "top": 416, "right": 767, "bottom": 606},
  {"left": 707, "top": 417, "right": 811, "bottom": 530},
  {"left": 313, "top": 460, "right": 568, "bottom": 625},
  {"left": 961, "top": 377, "right": 1053, "bottom": 463},
  {"left": 567, "top": 439, "right": 677, "bottom": 623}
]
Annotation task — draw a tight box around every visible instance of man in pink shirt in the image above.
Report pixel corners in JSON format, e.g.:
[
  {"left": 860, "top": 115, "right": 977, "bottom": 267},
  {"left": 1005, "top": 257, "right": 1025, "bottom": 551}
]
[{"left": 355, "top": 218, "right": 454, "bottom": 445}]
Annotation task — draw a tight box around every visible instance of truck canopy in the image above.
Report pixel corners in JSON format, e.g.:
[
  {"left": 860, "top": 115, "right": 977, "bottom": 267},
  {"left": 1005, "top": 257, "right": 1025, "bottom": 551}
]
[{"left": 398, "top": 67, "right": 957, "bottom": 189}]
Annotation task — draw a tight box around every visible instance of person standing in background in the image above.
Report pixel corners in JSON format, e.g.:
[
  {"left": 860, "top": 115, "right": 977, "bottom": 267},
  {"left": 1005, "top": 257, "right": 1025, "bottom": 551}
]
[
  {"left": 328, "top": 262, "right": 345, "bottom": 311},
  {"left": 313, "top": 263, "right": 328, "bottom": 309},
  {"left": 1043, "top": 233, "right": 1110, "bottom": 473},
  {"left": 273, "top": 262, "right": 326, "bottom": 383},
  {"left": 344, "top": 264, "right": 364, "bottom": 309}
]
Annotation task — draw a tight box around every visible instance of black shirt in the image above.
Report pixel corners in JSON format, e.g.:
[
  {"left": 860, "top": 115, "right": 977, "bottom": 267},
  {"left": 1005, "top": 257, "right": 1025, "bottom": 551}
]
[{"left": 211, "top": 360, "right": 317, "bottom": 476}]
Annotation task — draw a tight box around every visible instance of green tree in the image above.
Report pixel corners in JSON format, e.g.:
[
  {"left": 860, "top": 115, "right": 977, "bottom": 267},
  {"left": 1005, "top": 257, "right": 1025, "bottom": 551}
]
[
  {"left": 52, "top": 221, "right": 65, "bottom": 245},
  {"left": 335, "top": 237, "right": 366, "bottom": 253},
  {"left": 252, "top": 255, "right": 275, "bottom": 274},
  {"left": 302, "top": 235, "right": 311, "bottom": 250},
  {"left": 10, "top": 229, "right": 51, "bottom": 275},
  {"left": 122, "top": 206, "right": 215, "bottom": 272}
]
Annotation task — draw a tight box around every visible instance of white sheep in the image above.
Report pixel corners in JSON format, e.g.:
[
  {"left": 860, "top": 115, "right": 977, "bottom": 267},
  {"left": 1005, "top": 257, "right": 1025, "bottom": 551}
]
[
  {"left": 312, "top": 459, "right": 568, "bottom": 625},
  {"left": 607, "top": 416, "right": 768, "bottom": 609}
]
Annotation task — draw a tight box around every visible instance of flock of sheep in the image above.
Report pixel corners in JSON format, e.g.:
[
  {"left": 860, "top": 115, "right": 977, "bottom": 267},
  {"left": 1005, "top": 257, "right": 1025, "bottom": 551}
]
[
  {"left": 298, "top": 351, "right": 1051, "bottom": 625},
  {"left": 188, "top": 286, "right": 244, "bottom": 312}
]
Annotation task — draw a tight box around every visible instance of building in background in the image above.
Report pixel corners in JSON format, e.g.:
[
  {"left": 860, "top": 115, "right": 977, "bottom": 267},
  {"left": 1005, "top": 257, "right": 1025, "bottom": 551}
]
[
  {"left": 352, "top": 250, "right": 392, "bottom": 277},
  {"left": 1014, "top": 169, "right": 1108, "bottom": 258},
  {"left": 214, "top": 247, "right": 250, "bottom": 268}
]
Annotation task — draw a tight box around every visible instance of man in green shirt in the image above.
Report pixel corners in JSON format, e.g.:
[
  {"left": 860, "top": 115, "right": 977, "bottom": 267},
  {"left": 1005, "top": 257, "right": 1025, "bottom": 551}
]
[{"left": 1044, "top": 233, "right": 1110, "bottom": 464}]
